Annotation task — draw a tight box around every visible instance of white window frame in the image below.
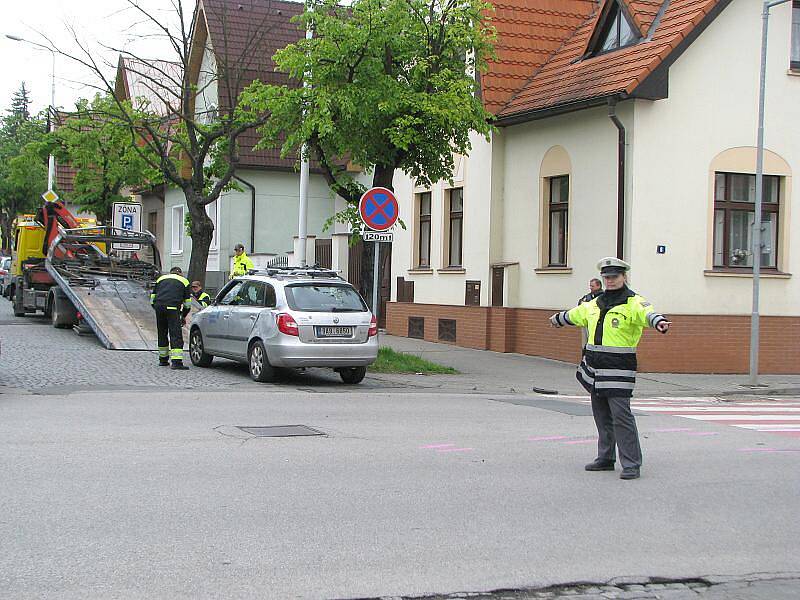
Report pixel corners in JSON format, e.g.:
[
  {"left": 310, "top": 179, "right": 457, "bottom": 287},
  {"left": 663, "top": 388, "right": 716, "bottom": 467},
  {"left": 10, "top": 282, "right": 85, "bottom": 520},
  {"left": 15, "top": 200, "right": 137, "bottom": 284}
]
[{"left": 171, "top": 204, "right": 184, "bottom": 255}]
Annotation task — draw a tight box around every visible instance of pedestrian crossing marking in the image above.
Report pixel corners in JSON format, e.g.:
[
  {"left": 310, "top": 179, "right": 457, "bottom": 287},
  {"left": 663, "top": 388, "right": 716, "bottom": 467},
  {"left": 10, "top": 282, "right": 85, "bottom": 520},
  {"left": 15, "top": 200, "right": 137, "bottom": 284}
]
[{"left": 629, "top": 399, "right": 800, "bottom": 439}]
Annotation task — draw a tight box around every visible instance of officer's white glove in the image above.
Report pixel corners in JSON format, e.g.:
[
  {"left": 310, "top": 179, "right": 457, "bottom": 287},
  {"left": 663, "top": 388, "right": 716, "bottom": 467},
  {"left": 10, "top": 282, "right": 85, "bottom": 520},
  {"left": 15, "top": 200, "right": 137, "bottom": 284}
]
[{"left": 549, "top": 313, "right": 562, "bottom": 328}]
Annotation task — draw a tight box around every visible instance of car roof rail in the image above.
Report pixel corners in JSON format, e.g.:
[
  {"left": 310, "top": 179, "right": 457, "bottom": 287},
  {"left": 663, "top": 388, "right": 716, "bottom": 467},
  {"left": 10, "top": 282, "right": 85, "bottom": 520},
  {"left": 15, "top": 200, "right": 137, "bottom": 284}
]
[{"left": 247, "top": 265, "right": 344, "bottom": 279}]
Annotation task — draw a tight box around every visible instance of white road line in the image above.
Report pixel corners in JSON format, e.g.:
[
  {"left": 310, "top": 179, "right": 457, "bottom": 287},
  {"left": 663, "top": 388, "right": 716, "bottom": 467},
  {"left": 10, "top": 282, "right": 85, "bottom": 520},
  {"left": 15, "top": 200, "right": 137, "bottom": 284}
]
[{"left": 732, "top": 425, "right": 800, "bottom": 431}]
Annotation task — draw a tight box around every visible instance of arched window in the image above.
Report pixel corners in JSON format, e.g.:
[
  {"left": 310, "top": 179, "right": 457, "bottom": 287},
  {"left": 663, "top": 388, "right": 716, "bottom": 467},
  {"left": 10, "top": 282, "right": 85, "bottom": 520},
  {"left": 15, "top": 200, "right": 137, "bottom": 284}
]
[
  {"left": 709, "top": 148, "right": 792, "bottom": 271},
  {"left": 539, "top": 146, "right": 572, "bottom": 268}
]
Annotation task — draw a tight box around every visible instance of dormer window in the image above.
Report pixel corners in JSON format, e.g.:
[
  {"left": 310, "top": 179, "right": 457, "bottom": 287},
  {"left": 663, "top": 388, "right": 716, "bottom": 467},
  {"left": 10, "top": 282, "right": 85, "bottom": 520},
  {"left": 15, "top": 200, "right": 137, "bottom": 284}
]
[{"left": 588, "top": 1, "right": 640, "bottom": 57}]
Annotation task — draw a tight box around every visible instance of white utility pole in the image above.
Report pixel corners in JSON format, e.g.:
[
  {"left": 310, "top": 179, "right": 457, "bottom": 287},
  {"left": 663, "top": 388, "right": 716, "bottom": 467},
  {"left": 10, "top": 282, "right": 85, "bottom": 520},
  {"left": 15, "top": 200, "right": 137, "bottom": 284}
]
[
  {"left": 297, "top": 21, "right": 313, "bottom": 267},
  {"left": 749, "top": 0, "right": 792, "bottom": 386}
]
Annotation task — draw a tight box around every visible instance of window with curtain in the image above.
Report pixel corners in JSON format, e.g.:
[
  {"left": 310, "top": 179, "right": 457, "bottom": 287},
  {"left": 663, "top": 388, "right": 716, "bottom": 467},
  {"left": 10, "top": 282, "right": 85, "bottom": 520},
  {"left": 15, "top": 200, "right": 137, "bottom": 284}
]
[
  {"left": 417, "top": 192, "right": 432, "bottom": 268},
  {"left": 713, "top": 172, "right": 780, "bottom": 269},
  {"left": 589, "top": 1, "right": 639, "bottom": 56},
  {"left": 548, "top": 176, "right": 569, "bottom": 266},
  {"left": 448, "top": 188, "right": 463, "bottom": 267}
]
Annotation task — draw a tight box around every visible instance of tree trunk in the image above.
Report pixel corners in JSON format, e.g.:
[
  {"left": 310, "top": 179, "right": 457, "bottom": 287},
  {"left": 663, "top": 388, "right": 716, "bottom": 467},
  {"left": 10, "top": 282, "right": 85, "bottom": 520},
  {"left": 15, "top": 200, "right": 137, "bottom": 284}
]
[
  {"left": 184, "top": 189, "right": 215, "bottom": 287},
  {"left": 0, "top": 216, "right": 11, "bottom": 255},
  {"left": 360, "top": 164, "right": 395, "bottom": 312}
]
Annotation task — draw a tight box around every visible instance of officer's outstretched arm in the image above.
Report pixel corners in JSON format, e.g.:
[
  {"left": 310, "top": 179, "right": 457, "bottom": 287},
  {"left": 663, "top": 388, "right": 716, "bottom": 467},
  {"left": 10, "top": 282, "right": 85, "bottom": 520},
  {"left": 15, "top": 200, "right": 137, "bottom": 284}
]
[{"left": 550, "top": 303, "right": 588, "bottom": 328}]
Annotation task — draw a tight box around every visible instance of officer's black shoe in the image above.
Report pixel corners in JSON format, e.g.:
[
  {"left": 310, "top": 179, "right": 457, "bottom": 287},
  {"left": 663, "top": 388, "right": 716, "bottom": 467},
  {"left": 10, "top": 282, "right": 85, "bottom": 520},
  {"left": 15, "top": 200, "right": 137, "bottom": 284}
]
[
  {"left": 158, "top": 358, "right": 170, "bottom": 366},
  {"left": 170, "top": 361, "right": 189, "bottom": 370},
  {"left": 585, "top": 459, "right": 615, "bottom": 471},
  {"left": 620, "top": 467, "right": 641, "bottom": 480}
]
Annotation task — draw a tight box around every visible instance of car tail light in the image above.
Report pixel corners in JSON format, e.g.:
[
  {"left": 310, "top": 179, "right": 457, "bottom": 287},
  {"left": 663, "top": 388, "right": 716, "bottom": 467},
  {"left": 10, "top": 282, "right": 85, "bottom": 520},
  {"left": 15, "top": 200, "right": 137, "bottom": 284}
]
[
  {"left": 276, "top": 313, "right": 299, "bottom": 336},
  {"left": 368, "top": 314, "right": 378, "bottom": 337}
]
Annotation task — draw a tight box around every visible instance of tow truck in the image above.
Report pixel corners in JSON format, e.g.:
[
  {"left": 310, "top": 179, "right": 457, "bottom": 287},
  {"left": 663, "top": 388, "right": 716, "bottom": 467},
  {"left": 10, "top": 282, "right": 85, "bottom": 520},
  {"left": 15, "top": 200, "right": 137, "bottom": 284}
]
[{"left": 10, "top": 200, "right": 166, "bottom": 349}]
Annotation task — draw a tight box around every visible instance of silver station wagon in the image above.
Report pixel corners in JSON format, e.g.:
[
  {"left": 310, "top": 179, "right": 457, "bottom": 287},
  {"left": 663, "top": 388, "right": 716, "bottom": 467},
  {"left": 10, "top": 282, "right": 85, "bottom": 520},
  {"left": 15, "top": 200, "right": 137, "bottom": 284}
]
[{"left": 188, "top": 267, "right": 378, "bottom": 383}]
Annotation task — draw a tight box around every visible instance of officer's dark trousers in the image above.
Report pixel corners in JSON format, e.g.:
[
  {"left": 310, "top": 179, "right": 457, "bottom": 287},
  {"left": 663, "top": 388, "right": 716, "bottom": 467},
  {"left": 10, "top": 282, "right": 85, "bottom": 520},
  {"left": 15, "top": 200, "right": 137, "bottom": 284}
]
[
  {"left": 155, "top": 306, "right": 183, "bottom": 362},
  {"left": 591, "top": 392, "right": 642, "bottom": 469}
]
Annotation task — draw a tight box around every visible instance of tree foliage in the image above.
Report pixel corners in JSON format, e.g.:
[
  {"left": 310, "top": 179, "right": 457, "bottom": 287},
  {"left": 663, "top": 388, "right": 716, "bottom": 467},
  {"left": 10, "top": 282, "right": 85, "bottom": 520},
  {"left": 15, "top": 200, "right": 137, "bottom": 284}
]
[
  {"left": 47, "top": 0, "right": 284, "bottom": 284},
  {"left": 240, "top": 0, "right": 496, "bottom": 229},
  {"left": 0, "top": 83, "right": 47, "bottom": 251},
  {"left": 42, "top": 93, "right": 161, "bottom": 223}
]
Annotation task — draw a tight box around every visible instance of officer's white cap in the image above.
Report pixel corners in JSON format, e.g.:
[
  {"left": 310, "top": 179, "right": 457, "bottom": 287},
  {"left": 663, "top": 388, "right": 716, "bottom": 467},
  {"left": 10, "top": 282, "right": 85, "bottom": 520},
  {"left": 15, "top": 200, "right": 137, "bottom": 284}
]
[{"left": 597, "top": 256, "right": 630, "bottom": 274}]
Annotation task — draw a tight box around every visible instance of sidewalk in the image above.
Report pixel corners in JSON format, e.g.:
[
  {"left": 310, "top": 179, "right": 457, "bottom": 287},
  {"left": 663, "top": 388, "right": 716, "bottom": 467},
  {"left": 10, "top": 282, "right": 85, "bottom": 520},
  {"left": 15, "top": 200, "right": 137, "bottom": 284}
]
[{"left": 378, "top": 333, "right": 800, "bottom": 398}]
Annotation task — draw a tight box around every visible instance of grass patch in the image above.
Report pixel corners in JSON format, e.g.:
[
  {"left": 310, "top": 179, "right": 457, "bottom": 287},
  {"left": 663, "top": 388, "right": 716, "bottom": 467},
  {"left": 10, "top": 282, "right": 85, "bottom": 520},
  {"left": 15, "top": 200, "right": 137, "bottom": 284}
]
[{"left": 370, "top": 347, "right": 459, "bottom": 374}]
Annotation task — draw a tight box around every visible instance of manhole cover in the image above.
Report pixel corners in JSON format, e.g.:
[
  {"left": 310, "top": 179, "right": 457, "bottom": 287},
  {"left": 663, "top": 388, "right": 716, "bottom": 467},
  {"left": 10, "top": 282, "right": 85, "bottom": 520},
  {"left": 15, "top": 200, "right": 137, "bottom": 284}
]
[{"left": 237, "top": 425, "right": 325, "bottom": 437}]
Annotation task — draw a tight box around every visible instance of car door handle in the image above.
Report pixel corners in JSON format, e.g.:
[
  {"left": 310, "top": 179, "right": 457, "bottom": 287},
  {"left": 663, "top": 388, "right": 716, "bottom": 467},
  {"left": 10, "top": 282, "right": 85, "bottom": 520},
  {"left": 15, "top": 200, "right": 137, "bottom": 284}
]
[
  {"left": 223, "top": 314, "right": 230, "bottom": 319},
  {"left": 249, "top": 315, "right": 257, "bottom": 320}
]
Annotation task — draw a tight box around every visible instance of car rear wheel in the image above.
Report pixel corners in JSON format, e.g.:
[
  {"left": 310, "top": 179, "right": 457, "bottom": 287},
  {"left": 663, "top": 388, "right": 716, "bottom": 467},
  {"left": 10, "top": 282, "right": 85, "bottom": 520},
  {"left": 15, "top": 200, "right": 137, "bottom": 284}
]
[
  {"left": 339, "top": 366, "right": 367, "bottom": 384},
  {"left": 248, "top": 340, "right": 275, "bottom": 383},
  {"left": 189, "top": 328, "right": 214, "bottom": 367}
]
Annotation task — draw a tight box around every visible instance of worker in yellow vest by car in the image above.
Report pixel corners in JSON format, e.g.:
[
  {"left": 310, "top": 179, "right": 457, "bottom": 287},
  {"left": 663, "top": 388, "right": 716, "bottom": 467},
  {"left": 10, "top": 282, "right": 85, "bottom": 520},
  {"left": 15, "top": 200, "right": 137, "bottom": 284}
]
[
  {"left": 549, "top": 257, "right": 671, "bottom": 480},
  {"left": 230, "top": 243, "right": 254, "bottom": 279}
]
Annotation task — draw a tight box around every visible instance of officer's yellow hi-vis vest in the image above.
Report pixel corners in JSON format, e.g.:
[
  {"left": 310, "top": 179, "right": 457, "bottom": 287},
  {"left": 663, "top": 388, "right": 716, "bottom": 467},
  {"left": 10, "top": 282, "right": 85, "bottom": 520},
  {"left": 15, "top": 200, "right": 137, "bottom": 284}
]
[
  {"left": 231, "top": 252, "right": 254, "bottom": 278},
  {"left": 552, "top": 289, "right": 667, "bottom": 398}
]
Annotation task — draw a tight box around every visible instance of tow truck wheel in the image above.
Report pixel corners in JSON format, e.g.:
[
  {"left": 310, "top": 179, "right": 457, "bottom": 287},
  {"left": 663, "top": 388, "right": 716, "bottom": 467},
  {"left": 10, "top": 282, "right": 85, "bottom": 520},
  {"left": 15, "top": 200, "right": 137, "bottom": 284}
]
[
  {"left": 12, "top": 285, "right": 26, "bottom": 317},
  {"left": 189, "top": 328, "right": 213, "bottom": 367},
  {"left": 51, "top": 289, "right": 78, "bottom": 328}
]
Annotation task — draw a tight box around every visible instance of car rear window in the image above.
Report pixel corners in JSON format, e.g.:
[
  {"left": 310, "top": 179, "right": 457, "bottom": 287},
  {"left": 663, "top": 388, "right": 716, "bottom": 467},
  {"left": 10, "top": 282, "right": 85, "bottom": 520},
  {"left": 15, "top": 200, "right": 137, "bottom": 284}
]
[{"left": 285, "top": 283, "right": 367, "bottom": 312}]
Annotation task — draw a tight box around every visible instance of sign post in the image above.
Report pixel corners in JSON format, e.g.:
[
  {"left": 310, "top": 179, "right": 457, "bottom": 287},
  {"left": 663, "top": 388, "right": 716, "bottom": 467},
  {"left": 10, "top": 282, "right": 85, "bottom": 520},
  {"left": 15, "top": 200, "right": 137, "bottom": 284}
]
[
  {"left": 112, "top": 201, "right": 143, "bottom": 251},
  {"left": 358, "top": 187, "right": 399, "bottom": 323}
]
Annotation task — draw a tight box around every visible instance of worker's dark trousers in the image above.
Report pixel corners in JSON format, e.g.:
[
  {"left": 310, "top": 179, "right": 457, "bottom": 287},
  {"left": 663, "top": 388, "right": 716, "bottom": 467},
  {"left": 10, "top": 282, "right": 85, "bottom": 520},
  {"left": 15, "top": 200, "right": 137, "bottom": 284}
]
[
  {"left": 591, "top": 393, "right": 642, "bottom": 469},
  {"left": 155, "top": 306, "right": 184, "bottom": 362}
]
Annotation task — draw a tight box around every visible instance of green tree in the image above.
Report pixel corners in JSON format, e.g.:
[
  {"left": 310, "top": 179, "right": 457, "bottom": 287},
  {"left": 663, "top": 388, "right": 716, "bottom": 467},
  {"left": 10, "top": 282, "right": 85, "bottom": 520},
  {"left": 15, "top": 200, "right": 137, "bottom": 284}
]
[
  {"left": 44, "top": 93, "right": 161, "bottom": 223},
  {"left": 240, "top": 0, "right": 495, "bottom": 225},
  {"left": 0, "top": 84, "right": 47, "bottom": 251}
]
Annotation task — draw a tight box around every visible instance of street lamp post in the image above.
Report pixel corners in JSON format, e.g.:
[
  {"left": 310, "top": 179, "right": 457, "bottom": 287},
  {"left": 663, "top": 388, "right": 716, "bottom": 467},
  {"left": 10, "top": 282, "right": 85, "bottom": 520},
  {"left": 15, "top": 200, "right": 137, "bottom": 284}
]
[
  {"left": 5, "top": 34, "right": 57, "bottom": 193},
  {"left": 749, "top": 0, "right": 792, "bottom": 386}
]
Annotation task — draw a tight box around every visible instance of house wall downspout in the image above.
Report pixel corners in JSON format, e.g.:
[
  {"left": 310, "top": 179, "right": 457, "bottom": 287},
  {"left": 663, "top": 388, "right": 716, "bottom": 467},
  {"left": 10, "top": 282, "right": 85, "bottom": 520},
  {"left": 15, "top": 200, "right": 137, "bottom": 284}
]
[
  {"left": 232, "top": 174, "right": 257, "bottom": 254},
  {"left": 608, "top": 98, "right": 626, "bottom": 260}
]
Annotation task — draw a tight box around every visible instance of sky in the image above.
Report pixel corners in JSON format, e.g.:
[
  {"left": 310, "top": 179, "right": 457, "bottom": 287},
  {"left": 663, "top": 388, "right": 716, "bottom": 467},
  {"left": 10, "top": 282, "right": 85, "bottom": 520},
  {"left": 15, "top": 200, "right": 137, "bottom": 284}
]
[{"left": 0, "top": 0, "right": 194, "bottom": 116}]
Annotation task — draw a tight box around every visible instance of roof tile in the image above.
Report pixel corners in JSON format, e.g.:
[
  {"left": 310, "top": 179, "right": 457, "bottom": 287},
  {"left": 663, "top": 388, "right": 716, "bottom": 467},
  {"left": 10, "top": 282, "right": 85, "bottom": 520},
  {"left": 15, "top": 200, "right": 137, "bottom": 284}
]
[{"left": 494, "top": 0, "right": 724, "bottom": 119}]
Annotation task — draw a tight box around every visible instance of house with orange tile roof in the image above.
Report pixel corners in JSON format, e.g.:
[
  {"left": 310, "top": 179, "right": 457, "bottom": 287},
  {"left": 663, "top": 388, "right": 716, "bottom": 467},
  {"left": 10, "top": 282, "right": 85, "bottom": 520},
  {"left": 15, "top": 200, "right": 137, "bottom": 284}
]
[{"left": 387, "top": 0, "right": 800, "bottom": 374}]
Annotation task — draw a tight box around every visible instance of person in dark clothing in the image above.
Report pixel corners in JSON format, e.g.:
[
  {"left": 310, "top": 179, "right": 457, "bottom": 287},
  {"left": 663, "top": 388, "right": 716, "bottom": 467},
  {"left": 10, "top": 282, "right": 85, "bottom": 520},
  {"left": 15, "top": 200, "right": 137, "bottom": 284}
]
[
  {"left": 151, "top": 266, "right": 192, "bottom": 370},
  {"left": 191, "top": 281, "right": 211, "bottom": 308},
  {"left": 578, "top": 277, "right": 603, "bottom": 305}
]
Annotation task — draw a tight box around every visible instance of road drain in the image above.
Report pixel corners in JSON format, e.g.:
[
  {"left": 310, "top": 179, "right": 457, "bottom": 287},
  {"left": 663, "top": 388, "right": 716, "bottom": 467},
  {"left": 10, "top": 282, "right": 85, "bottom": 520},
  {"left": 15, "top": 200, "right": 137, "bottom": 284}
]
[{"left": 237, "top": 425, "right": 325, "bottom": 437}]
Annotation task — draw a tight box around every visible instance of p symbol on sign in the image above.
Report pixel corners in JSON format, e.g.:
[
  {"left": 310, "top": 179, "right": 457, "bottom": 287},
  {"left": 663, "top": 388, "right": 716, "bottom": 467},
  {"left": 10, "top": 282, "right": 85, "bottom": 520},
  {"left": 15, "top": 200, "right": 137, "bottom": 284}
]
[{"left": 121, "top": 214, "right": 134, "bottom": 230}]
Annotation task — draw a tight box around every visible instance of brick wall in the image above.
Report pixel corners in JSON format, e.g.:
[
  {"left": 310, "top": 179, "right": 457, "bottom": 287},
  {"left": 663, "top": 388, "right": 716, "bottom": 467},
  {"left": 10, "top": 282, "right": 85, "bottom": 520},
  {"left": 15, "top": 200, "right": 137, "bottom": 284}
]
[{"left": 386, "top": 302, "right": 800, "bottom": 374}]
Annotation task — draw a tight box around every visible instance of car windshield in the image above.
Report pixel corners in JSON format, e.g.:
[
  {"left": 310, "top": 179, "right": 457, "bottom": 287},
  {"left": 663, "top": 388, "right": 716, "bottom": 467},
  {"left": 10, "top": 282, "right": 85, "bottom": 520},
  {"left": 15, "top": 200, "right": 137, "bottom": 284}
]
[{"left": 285, "top": 283, "right": 367, "bottom": 313}]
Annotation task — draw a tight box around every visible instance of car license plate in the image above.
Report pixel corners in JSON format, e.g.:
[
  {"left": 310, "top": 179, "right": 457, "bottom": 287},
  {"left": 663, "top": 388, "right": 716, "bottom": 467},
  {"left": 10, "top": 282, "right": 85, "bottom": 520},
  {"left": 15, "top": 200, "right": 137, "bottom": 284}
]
[{"left": 316, "top": 326, "right": 353, "bottom": 338}]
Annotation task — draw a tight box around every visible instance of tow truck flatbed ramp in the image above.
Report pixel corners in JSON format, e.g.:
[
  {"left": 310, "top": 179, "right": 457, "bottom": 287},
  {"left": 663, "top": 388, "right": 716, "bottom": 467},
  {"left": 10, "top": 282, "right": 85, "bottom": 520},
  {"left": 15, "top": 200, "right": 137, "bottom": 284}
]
[
  {"left": 60, "top": 276, "right": 159, "bottom": 350},
  {"left": 46, "top": 227, "right": 167, "bottom": 350}
]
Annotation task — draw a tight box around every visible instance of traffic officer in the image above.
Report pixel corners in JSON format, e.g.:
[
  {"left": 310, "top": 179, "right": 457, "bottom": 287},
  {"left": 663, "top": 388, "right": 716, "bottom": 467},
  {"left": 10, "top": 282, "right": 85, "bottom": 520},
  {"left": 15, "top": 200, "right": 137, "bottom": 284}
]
[
  {"left": 151, "top": 266, "right": 192, "bottom": 370},
  {"left": 230, "top": 243, "right": 254, "bottom": 279},
  {"left": 549, "top": 257, "right": 670, "bottom": 480},
  {"left": 190, "top": 280, "right": 211, "bottom": 308}
]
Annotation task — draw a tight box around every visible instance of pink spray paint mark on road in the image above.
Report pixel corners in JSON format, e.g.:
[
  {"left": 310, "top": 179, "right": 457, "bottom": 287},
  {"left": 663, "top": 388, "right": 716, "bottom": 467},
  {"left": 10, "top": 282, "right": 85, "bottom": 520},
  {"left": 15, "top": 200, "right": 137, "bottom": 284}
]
[
  {"left": 437, "top": 447, "right": 473, "bottom": 453},
  {"left": 420, "top": 443, "right": 455, "bottom": 449},
  {"left": 528, "top": 436, "right": 568, "bottom": 442},
  {"left": 563, "top": 439, "right": 597, "bottom": 445}
]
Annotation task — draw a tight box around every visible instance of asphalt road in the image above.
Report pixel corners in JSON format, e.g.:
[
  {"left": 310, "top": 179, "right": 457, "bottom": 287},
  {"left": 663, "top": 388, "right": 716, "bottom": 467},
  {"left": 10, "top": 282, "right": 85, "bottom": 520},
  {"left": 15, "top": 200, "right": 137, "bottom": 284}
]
[{"left": 1, "top": 301, "right": 799, "bottom": 599}]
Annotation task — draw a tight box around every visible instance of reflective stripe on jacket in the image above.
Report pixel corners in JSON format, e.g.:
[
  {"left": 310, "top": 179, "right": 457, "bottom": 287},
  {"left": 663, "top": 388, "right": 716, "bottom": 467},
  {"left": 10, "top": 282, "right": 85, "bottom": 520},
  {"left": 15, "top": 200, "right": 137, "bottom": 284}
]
[
  {"left": 554, "top": 292, "right": 667, "bottom": 398},
  {"left": 152, "top": 273, "right": 192, "bottom": 311},
  {"left": 194, "top": 291, "right": 211, "bottom": 307}
]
